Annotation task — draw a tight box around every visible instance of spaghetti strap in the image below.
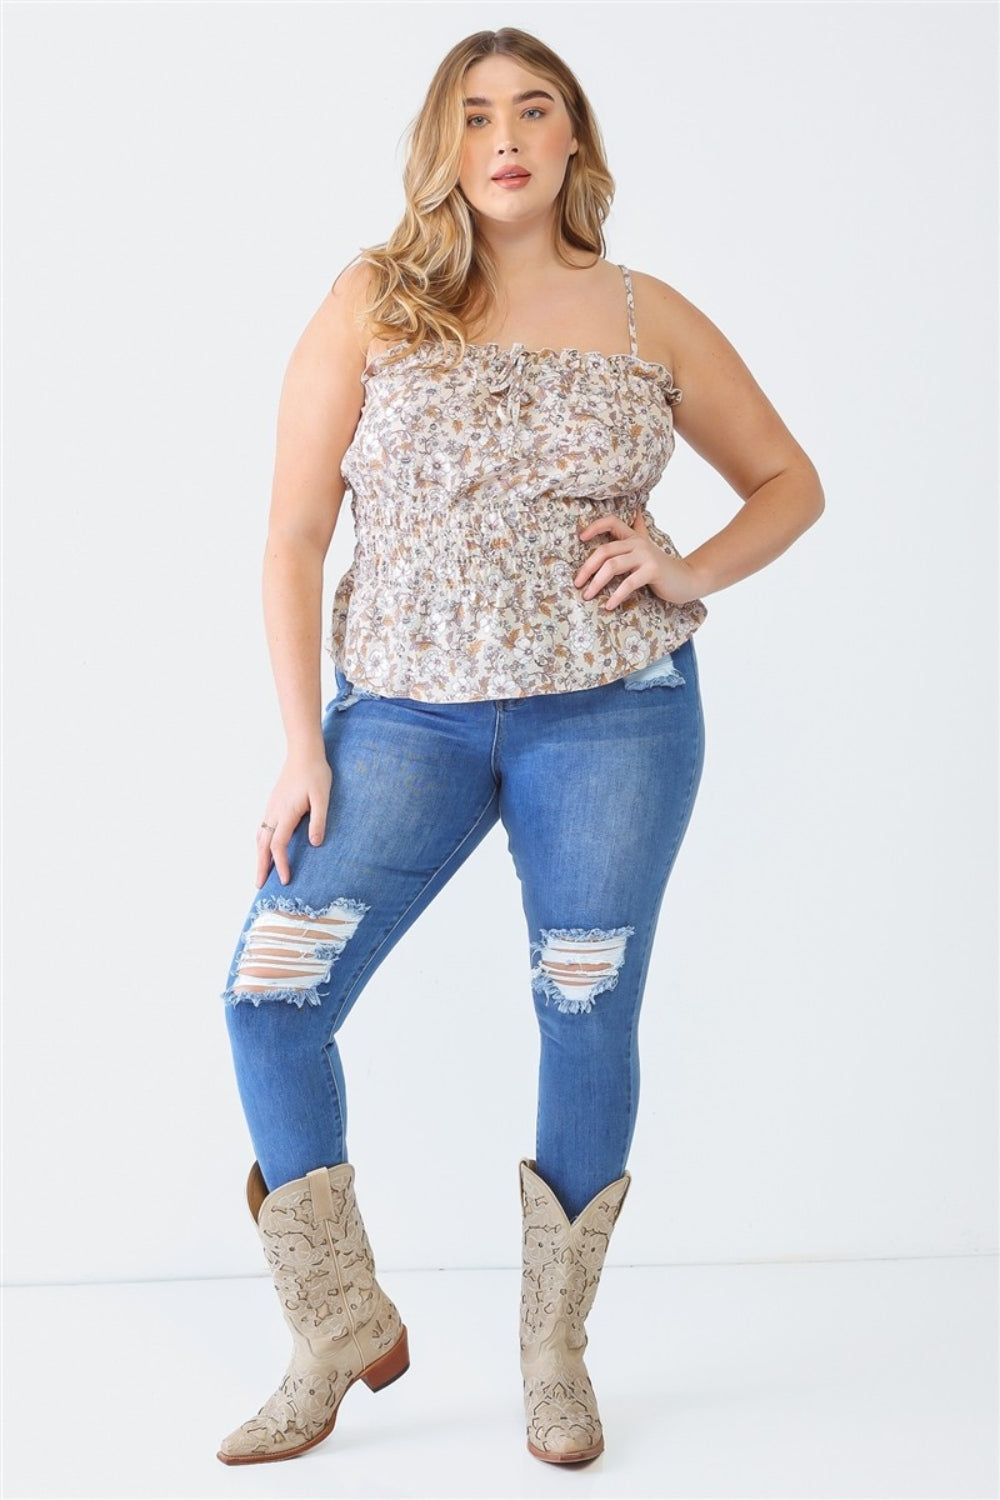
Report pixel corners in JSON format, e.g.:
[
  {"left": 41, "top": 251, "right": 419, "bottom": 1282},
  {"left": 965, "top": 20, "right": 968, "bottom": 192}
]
[{"left": 620, "top": 264, "right": 639, "bottom": 357}]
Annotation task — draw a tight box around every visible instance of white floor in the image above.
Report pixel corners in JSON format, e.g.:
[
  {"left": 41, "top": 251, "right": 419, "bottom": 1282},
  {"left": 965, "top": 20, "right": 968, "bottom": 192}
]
[{"left": 2, "top": 1256, "right": 997, "bottom": 1500}]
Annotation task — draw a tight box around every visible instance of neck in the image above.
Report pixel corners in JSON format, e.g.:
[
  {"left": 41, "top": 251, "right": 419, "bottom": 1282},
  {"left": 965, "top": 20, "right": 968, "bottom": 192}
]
[{"left": 474, "top": 214, "right": 580, "bottom": 283}]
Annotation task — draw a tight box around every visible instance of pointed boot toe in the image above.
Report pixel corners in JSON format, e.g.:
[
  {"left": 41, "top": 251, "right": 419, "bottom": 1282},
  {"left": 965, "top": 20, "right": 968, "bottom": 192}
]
[
  {"left": 518, "top": 1158, "right": 630, "bottom": 1465},
  {"left": 216, "top": 1161, "right": 409, "bottom": 1465}
]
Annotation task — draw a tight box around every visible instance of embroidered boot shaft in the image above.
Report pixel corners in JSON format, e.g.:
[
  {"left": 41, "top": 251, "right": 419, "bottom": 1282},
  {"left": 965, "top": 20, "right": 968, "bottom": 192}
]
[
  {"left": 518, "top": 1158, "right": 631, "bottom": 1464},
  {"left": 217, "top": 1161, "right": 409, "bottom": 1464}
]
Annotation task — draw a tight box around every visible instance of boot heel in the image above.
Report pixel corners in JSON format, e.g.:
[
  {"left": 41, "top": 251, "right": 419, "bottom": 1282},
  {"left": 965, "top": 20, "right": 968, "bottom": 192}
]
[{"left": 361, "top": 1325, "right": 410, "bottom": 1392}]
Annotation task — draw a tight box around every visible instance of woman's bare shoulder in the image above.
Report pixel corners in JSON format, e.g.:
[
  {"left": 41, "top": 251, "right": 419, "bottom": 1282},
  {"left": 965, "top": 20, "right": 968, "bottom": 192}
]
[
  {"left": 625, "top": 268, "right": 704, "bottom": 375},
  {"left": 627, "top": 268, "right": 758, "bottom": 383},
  {"left": 327, "top": 256, "right": 382, "bottom": 361}
]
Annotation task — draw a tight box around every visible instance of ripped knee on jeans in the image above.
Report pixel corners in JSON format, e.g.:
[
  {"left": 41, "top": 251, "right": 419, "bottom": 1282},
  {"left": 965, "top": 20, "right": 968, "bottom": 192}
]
[
  {"left": 529, "top": 925, "right": 635, "bottom": 1015},
  {"left": 222, "top": 895, "right": 370, "bottom": 1007}
]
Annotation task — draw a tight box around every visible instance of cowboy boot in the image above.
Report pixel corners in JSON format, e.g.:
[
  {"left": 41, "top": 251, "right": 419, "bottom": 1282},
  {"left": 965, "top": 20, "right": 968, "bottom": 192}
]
[
  {"left": 217, "top": 1160, "right": 409, "bottom": 1464},
  {"left": 518, "top": 1157, "right": 631, "bottom": 1464}
]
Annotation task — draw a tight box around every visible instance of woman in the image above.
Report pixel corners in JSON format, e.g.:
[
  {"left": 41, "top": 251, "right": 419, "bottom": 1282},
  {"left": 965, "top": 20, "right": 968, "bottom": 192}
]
[{"left": 215, "top": 26, "right": 825, "bottom": 1469}]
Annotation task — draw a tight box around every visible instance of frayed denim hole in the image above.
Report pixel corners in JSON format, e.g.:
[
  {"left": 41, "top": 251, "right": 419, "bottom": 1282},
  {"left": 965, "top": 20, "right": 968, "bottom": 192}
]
[
  {"left": 333, "top": 681, "right": 383, "bottom": 712},
  {"left": 222, "top": 894, "right": 370, "bottom": 1005},
  {"left": 529, "top": 925, "right": 635, "bottom": 1015},
  {"left": 622, "top": 651, "right": 686, "bottom": 691}
]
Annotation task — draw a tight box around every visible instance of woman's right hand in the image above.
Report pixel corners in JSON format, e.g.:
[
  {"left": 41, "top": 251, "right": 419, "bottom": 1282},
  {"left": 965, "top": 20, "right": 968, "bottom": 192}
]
[{"left": 256, "top": 749, "right": 333, "bottom": 888}]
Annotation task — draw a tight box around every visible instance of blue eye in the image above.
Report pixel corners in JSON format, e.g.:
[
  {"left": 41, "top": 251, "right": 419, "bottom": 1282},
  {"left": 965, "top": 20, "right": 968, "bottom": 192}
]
[{"left": 466, "top": 108, "right": 546, "bottom": 127}]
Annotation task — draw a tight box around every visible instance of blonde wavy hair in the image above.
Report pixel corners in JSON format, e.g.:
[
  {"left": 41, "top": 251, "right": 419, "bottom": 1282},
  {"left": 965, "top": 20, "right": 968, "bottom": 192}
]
[{"left": 345, "top": 28, "right": 616, "bottom": 373}]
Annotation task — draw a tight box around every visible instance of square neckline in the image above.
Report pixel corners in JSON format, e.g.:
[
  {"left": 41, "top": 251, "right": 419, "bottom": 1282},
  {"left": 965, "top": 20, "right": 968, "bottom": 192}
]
[
  {"left": 362, "top": 264, "right": 680, "bottom": 386},
  {"left": 462, "top": 261, "right": 639, "bottom": 360}
]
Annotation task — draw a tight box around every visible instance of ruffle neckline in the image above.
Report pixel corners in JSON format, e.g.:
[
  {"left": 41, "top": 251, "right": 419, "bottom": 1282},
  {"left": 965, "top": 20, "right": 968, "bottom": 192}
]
[{"left": 362, "top": 337, "right": 682, "bottom": 397}]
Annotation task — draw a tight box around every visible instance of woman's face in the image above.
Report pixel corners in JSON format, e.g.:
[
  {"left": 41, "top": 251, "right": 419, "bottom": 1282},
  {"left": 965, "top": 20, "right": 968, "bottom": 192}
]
[{"left": 457, "top": 55, "right": 578, "bottom": 230}]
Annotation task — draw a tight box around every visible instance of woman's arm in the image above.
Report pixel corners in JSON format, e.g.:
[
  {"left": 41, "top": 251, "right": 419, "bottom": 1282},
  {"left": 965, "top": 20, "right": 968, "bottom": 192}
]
[
  {"left": 575, "top": 271, "right": 825, "bottom": 611},
  {"left": 657, "top": 277, "right": 825, "bottom": 597},
  {"left": 254, "top": 259, "right": 370, "bottom": 885}
]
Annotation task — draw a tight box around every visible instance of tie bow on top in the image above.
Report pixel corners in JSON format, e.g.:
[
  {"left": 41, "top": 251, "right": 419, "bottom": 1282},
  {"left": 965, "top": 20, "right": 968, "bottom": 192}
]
[{"left": 485, "top": 345, "right": 536, "bottom": 439}]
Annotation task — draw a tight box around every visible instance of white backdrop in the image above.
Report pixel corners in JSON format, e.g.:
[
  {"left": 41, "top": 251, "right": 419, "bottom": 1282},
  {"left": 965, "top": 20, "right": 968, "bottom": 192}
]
[{"left": 3, "top": 1, "right": 996, "bottom": 1286}]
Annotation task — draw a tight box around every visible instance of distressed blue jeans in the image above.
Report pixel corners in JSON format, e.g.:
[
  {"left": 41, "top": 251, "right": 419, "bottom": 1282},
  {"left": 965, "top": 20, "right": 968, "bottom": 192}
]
[{"left": 221, "top": 634, "right": 705, "bottom": 1221}]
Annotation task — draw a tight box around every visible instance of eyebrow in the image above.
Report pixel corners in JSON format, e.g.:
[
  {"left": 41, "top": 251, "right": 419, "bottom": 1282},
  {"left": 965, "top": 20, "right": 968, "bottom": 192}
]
[{"left": 462, "top": 89, "right": 556, "bottom": 107}]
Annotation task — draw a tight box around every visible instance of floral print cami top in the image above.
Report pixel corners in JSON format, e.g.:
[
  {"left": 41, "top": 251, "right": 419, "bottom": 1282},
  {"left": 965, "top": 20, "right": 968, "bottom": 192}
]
[{"left": 327, "top": 263, "right": 708, "bottom": 702}]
